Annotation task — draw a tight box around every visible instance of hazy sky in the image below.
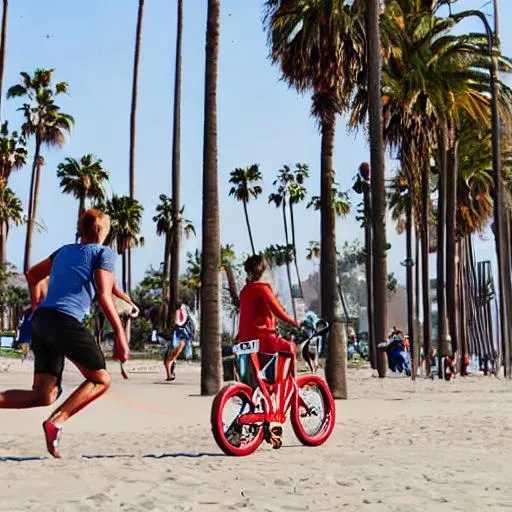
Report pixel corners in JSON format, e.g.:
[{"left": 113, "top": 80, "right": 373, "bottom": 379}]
[{"left": 4, "top": 0, "right": 512, "bottom": 288}]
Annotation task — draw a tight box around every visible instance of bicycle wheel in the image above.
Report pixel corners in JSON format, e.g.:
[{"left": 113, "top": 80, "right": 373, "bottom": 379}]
[
  {"left": 211, "top": 383, "right": 264, "bottom": 456},
  {"left": 291, "top": 375, "right": 335, "bottom": 446}
]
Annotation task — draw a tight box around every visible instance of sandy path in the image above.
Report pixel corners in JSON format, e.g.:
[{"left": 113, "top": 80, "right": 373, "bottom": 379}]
[{"left": 0, "top": 357, "right": 511, "bottom": 511}]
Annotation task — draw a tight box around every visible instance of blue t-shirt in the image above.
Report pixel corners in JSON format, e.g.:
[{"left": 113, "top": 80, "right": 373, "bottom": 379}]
[{"left": 40, "top": 243, "right": 116, "bottom": 322}]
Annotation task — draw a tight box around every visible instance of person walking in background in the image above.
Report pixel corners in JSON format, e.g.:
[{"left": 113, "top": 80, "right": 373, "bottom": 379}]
[{"left": 163, "top": 302, "right": 192, "bottom": 381}]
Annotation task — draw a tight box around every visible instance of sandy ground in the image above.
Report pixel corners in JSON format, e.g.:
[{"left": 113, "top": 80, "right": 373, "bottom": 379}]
[{"left": 0, "top": 356, "right": 511, "bottom": 512}]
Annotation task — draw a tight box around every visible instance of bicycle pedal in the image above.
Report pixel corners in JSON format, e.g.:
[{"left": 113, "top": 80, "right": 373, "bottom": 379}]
[{"left": 270, "top": 425, "right": 283, "bottom": 437}]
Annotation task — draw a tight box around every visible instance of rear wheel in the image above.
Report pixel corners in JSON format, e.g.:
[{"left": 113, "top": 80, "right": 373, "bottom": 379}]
[
  {"left": 291, "top": 375, "right": 335, "bottom": 446},
  {"left": 211, "top": 383, "right": 264, "bottom": 456}
]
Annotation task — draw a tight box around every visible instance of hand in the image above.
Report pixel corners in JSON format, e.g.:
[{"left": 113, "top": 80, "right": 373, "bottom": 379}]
[
  {"left": 130, "top": 304, "right": 140, "bottom": 319},
  {"left": 113, "top": 333, "right": 130, "bottom": 363}
]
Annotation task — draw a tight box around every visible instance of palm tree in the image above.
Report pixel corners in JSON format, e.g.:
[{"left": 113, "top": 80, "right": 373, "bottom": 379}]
[
  {"left": 153, "top": 194, "right": 195, "bottom": 326},
  {"left": 128, "top": 0, "right": 145, "bottom": 300},
  {"left": 352, "top": 1, "right": 508, "bottom": 372},
  {"left": 0, "top": 184, "right": 23, "bottom": 264},
  {"left": 0, "top": 0, "right": 8, "bottom": 118},
  {"left": 183, "top": 249, "right": 202, "bottom": 313},
  {"left": 7, "top": 68, "right": 73, "bottom": 272},
  {"left": 264, "top": 0, "right": 366, "bottom": 397},
  {"left": 366, "top": 0, "right": 388, "bottom": 378},
  {"left": 129, "top": 0, "right": 144, "bottom": 199},
  {"left": 0, "top": 121, "right": 26, "bottom": 187},
  {"left": 308, "top": 181, "right": 351, "bottom": 317},
  {"left": 170, "top": 0, "right": 184, "bottom": 320},
  {"left": 353, "top": 164, "right": 376, "bottom": 368},
  {"left": 104, "top": 195, "right": 144, "bottom": 292},
  {"left": 287, "top": 163, "right": 309, "bottom": 299},
  {"left": 228, "top": 164, "right": 262, "bottom": 255},
  {"left": 57, "top": 154, "right": 109, "bottom": 240},
  {"left": 0, "top": 121, "right": 26, "bottom": 263},
  {"left": 269, "top": 165, "right": 296, "bottom": 319},
  {"left": 201, "top": 0, "right": 221, "bottom": 396},
  {"left": 221, "top": 244, "right": 239, "bottom": 310}
]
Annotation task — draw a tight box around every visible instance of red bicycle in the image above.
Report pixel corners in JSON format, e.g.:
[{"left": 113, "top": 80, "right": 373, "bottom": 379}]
[{"left": 211, "top": 323, "right": 335, "bottom": 456}]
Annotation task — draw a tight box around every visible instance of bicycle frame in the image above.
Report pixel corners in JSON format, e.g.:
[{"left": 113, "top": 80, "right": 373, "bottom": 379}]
[{"left": 236, "top": 351, "right": 306, "bottom": 426}]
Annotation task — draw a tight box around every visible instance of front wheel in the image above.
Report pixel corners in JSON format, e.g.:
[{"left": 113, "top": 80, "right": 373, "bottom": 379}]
[
  {"left": 291, "top": 375, "right": 336, "bottom": 447},
  {"left": 211, "top": 383, "right": 264, "bottom": 456}
]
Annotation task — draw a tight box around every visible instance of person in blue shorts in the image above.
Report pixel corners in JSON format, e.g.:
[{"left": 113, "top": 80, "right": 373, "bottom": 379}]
[{"left": 0, "top": 209, "right": 129, "bottom": 458}]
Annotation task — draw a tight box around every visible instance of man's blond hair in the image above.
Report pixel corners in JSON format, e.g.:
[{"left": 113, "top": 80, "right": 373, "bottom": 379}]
[{"left": 79, "top": 209, "right": 110, "bottom": 242}]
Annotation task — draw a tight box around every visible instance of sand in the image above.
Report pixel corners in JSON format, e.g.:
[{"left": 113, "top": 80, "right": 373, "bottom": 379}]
[{"left": 1, "top": 356, "right": 511, "bottom": 512}]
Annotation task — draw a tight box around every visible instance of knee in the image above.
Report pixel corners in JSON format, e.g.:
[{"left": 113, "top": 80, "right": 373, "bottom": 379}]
[
  {"left": 93, "top": 370, "right": 111, "bottom": 390},
  {"left": 37, "top": 387, "right": 59, "bottom": 407}
]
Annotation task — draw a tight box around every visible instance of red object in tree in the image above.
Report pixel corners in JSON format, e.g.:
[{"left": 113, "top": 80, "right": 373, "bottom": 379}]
[
  {"left": 359, "top": 162, "right": 370, "bottom": 180},
  {"left": 382, "top": 95, "right": 391, "bottom": 106}
]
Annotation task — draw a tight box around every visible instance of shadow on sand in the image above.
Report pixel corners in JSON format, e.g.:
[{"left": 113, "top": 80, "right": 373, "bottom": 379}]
[{"left": 0, "top": 451, "right": 224, "bottom": 462}]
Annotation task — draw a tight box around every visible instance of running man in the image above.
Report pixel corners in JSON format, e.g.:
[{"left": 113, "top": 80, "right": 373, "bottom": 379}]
[{"left": 0, "top": 209, "right": 129, "bottom": 458}]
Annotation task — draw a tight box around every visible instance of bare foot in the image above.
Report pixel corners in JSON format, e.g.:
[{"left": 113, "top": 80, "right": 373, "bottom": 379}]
[{"left": 42, "top": 421, "right": 62, "bottom": 459}]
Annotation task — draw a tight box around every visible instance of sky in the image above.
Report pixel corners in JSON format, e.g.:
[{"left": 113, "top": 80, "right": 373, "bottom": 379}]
[{"left": 3, "top": 0, "right": 512, "bottom": 290}]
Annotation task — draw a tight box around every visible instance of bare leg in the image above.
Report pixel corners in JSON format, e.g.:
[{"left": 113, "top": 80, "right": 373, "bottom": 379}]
[
  {"left": 164, "top": 340, "right": 185, "bottom": 380},
  {"left": 43, "top": 361, "right": 111, "bottom": 458},
  {"left": 0, "top": 373, "right": 59, "bottom": 408}
]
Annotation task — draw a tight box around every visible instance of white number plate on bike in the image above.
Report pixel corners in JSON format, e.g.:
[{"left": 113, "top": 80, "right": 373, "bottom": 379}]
[{"left": 232, "top": 340, "right": 259, "bottom": 355}]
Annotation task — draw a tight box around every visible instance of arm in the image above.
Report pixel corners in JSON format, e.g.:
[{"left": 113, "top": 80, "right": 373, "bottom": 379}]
[
  {"left": 112, "top": 282, "right": 140, "bottom": 317},
  {"left": 25, "top": 258, "right": 52, "bottom": 309},
  {"left": 261, "top": 286, "right": 300, "bottom": 327},
  {"left": 112, "top": 282, "right": 134, "bottom": 305},
  {"left": 95, "top": 268, "right": 129, "bottom": 362}
]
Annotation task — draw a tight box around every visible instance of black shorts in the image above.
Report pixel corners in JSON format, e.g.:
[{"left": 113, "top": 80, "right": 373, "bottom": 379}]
[{"left": 31, "top": 308, "right": 106, "bottom": 388}]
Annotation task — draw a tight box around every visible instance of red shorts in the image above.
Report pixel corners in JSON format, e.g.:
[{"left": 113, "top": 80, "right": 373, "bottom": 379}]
[{"left": 258, "top": 333, "right": 296, "bottom": 355}]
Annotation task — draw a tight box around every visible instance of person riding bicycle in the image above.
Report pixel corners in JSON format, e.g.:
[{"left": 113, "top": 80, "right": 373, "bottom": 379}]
[
  {"left": 236, "top": 254, "right": 300, "bottom": 356},
  {"left": 0, "top": 208, "right": 129, "bottom": 458}
]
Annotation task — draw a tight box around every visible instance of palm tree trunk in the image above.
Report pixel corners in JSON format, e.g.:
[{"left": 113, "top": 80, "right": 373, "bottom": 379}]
[
  {"left": 0, "top": 220, "right": 6, "bottom": 265},
  {"left": 367, "top": 0, "right": 388, "bottom": 378},
  {"left": 282, "top": 199, "right": 297, "bottom": 320},
  {"left": 129, "top": 0, "right": 144, "bottom": 199},
  {"left": 200, "top": 0, "right": 221, "bottom": 396},
  {"left": 414, "top": 226, "right": 421, "bottom": 372},
  {"left": 421, "top": 162, "right": 432, "bottom": 376},
  {"left": 320, "top": 116, "right": 347, "bottom": 399},
  {"left": 363, "top": 184, "right": 375, "bottom": 369},
  {"left": 0, "top": 0, "right": 8, "bottom": 119},
  {"left": 242, "top": 199, "right": 256, "bottom": 255},
  {"left": 170, "top": 0, "right": 183, "bottom": 315},
  {"left": 127, "top": 0, "right": 144, "bottom": 298},
  {"left": 289, "top": 202, "right": 304, "bottom": 298},
  {"left": 223, "top": 264, "right": 239, "bottom": 308},
  {"left": 405, "top": 183, "right": 416, "bottom": 379},
  {"left": 446, "top": 139, "right": 459, "bottom": 356},
  {"left": 162, "top": 232, "right": 171, "bottom": 328},
  {"left": 436, "top": 132, "right": 449, "bottom": 379},
  {"left": 23, "top": 137, "right": 41, "bottom": 273},
  {"left": 76, "top": 196, "right": 85, "bottom": 242},
  {"left": 458, "top": 239, "right": 468, "bottom": 374}
]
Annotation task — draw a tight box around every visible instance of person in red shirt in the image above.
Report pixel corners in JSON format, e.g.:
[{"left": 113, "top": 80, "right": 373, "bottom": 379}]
[{"left": 236, "top": 254, "right": 300, "bottom": 354}]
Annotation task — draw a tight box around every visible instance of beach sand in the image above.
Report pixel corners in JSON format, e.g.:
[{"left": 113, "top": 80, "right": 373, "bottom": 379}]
[{"left": 1, "top": 356, "right": 511, "bottom": 511}]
